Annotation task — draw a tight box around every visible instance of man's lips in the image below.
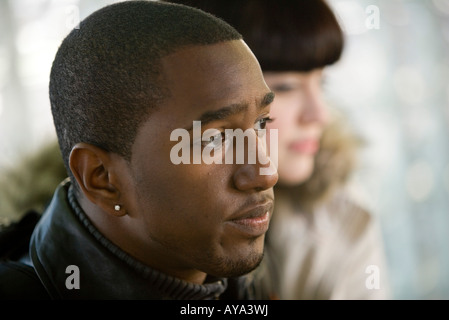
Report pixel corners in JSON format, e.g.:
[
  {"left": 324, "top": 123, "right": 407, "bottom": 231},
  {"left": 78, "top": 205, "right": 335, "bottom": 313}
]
[{"left": 226, "top": 201, "right": 273, "bottom": 238}]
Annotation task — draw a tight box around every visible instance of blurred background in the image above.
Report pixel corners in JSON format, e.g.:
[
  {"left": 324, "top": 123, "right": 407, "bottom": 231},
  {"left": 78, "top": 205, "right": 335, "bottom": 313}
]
[{"left": 0, "top": 0, "right": 448, "bottom": 299}]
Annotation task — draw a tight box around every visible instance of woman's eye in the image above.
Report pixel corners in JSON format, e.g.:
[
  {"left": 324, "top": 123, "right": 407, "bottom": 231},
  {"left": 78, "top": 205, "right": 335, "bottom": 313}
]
[
  {"left": 270, "top": 82, "right": 304, "bottom": 93},
  {"left": 254, "top": 117, "right": 274, "bottom": 131},
  {"left": 271, "top": 83, "right": 294, "bottom": 92}
]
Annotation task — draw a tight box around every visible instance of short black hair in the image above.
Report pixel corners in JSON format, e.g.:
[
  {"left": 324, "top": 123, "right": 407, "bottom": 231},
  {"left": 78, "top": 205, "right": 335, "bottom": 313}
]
[
  {"left": 50, "top": 0, "right": 242, "bottom": 180},
  {"left": 164, "top": 0, "right": 344, "bottom": 72}
]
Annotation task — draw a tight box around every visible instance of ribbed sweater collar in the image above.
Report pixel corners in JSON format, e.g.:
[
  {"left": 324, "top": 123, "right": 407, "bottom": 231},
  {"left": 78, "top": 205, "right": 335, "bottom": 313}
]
[{"left": 30, "top": 180, "right": 227, "bottom": 299}]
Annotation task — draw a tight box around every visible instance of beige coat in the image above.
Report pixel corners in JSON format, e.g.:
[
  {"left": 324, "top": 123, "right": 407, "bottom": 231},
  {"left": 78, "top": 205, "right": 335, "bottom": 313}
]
[{"left": 260, "top": 191, "right": 390, "bottom": 299}]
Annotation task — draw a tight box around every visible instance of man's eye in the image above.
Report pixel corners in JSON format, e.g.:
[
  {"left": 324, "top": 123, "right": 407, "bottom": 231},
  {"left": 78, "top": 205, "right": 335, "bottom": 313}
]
[
  {"left": 254, "top": 117, "right": 274, "bottom": 131},
  {"left": 202, "top": 131, "right": 226, "bottom": 149}
]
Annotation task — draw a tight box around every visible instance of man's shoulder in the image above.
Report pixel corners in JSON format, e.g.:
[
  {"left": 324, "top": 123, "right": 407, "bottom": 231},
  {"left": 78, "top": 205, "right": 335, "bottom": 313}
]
[
  {"left": 0, "top": 260, "right": 51, "bottom": 299},
  {"left": 0, "top": 260, "right": 50, "bottom": 299}
]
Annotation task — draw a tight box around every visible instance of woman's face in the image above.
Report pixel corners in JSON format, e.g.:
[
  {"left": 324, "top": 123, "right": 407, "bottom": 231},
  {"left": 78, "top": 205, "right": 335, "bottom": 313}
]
[{"left": 264, "top": 69, "right": 329, "bottom": 186}]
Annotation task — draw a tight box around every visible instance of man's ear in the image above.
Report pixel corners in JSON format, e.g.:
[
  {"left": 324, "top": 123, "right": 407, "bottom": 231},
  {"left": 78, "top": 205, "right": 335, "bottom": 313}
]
[{"left": 69, "top": 142, "right": 127, "bottom": 217}]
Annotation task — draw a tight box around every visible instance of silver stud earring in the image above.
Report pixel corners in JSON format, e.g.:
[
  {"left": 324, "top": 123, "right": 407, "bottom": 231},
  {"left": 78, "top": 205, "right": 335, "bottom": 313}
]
[{"left": 114, "top": 205, "right": 121, "bottom": 211}]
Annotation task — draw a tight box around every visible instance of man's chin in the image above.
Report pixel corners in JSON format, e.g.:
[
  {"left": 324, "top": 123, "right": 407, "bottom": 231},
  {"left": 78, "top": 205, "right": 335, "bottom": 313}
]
[{"left": 210, "top": 250, "right": 265, "bottom": 278}]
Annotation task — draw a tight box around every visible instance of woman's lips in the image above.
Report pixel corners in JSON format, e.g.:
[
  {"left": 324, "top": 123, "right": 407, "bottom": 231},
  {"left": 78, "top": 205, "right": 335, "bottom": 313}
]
[{"left": 288, "top": 139, "right": 319, "bottom": 154}]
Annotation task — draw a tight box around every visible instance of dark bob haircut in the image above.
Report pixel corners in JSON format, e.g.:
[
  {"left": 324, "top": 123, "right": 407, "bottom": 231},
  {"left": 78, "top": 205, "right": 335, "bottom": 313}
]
[{"left": 164, "top": 0, "right": 344, "bottom": 72}]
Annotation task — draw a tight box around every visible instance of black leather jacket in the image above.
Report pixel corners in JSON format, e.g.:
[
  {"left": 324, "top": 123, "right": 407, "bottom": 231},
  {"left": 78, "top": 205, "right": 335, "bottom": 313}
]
[{"left": 1, "top": 180, "right": 252, "bottom": 300}]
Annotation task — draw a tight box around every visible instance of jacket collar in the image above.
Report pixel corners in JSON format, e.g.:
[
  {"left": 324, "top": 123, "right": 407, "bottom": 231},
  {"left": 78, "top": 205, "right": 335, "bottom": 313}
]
[{"left": 30, "top": 180, "right": 227, "bottom": 299}]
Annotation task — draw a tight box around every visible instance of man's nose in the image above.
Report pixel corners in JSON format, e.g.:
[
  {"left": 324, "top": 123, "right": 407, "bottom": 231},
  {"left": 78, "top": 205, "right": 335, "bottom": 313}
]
[{"left": 232, "top": 133, "right": 278, "bottom": 192}]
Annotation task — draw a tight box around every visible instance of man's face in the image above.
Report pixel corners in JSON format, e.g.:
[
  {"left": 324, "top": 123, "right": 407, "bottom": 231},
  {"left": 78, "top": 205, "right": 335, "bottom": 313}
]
[{"left": 122, "top": 40, "right": 278, "bottom": 281}]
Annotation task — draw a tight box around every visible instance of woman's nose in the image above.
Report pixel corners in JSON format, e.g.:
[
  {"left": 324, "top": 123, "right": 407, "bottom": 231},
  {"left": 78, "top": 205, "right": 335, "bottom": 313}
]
[{"left": 298, "top": 87, "right": 329, "bottom": 125}]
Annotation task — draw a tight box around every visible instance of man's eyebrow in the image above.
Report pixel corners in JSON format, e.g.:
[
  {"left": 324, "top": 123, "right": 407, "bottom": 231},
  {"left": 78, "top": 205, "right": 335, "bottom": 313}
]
[
  {"left": 187, "top": 91, "right": 275, "bottom": 130},
  {"left": 261, "top": 91, "right": 275, "bottom": 107}
]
